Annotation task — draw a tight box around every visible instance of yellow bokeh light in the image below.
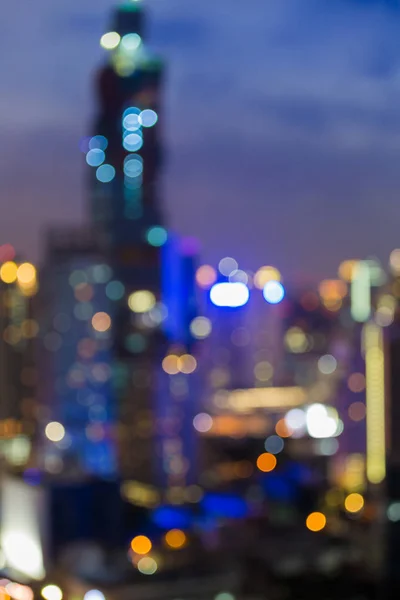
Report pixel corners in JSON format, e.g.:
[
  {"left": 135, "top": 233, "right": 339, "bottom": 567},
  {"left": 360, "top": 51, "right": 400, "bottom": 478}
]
[
  {"left": 338, "top": 259, "right": 359, "bottom": 282},
  {"left": 254, "top": 266, "right": 281, "bottom": 289},
  {"left": 0, "top": 261, "right": 18, "bottom": 284},
  {"left": 100, "top": 31, "right": 121, "bottom": 50},
  {"left": 41, "top": 585, "right": 62, "bottom": 600},
  {"left": 45, "top": 421, "right": 65, "bottom": 442},
  {"left": 137, "top": 556, "right": 157, "bottom": 575},
  {"left": 131, "top": 535, "right": 152, "bottom": 555},
  {"left": 17, "top": 263, "right": 36, "bottom": 285},
  {"left": 91, "top": 312, "right": 112, "bottom": 332},
  {"left": 164, "top": 529, "right": 187, "bottom": 549},
  {"left": 128, "top": 290, "right": 156, "bottom": 313},
  {"left": 162, "top": 354, "right": 179, "bottom": 375},
  {"left": 390, "top": 249, "right": 400, "bottom": 274},
  {"left": 21, "top": 319, "right": 39, "bottom": 339},
  {"left": 195, "top": 265, "right": 217, "bottom": 289},
  {"left": 306, "top": 512, "right": 326, "bottom": 532},
  {"left": 285, "top": 327, "right": 308, "bottom": 353},
  {"left": 254, "top": 361, "right": 273, "bottom": 382},
  {"left": 178, "top": 354, "right": 197, "bottom": 374},
  {"left": 256, "top": 452, "right": 277, "bottom": 473},
  {"left": 319, "top": 279, "right": 347, "bottom": 300},
  {"left": 344, "top": 493, "right": 364, "bottom": 513},
  {"left": 364, "top": 323, "right": 386, "bottom": 484}
]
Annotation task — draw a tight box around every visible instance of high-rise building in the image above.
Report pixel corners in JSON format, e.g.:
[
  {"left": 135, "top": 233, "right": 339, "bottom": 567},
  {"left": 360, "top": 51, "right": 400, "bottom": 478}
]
[
  {"left": 86, "top": 1, "right": 199, "bottom": 487},
  {"left": 38, "top": 1, "right": 199, "bottom": 494}
]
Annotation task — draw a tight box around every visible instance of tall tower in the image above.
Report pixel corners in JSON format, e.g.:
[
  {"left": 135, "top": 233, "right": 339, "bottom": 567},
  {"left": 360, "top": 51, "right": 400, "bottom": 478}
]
[{"left": 83, "top": 0, "right": 199, "bottom": 488}]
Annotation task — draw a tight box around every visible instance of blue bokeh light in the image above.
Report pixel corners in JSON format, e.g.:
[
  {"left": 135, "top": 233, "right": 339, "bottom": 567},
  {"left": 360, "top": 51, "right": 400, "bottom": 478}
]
[
  {"left": 210, "top": 282, "right": 249, "bottom": 308},
  {"left": 202, "top": 493, "right": 248, "bottom": 519},
  {"left": 123, "top": 113, "right": 141, "bottom": 131},
  {"left": 106, "top": 280, "right": 125, "bottom": 301},
  {"left": 152, "top": 506, "right": 193, "bottom": 530},
  {"left": 146, "top": 226, "right": 168, "bottom": 247},
  {"left": 86, "top": 149, "right": 105, "bottom": 167},
  {"left": 96, "top": 164, "right": 115, "bottom": 183},
  {"left": 124, "top": 155, "right": 143, "bottom": 177},
  {"left": 139, "top": 109, "right": 158, "bottom": 128},
  {"left": 89, "top": 135, "right": 108, "bottom": 151},
  {"left": 123, "top": 133, "right": 143, "bottom": 152},
  {"left": 263, "top": 280, "right": 285, "bottom": 304},
  {"left": 121, "top": 33, "right": 141, "bottom": 51}
]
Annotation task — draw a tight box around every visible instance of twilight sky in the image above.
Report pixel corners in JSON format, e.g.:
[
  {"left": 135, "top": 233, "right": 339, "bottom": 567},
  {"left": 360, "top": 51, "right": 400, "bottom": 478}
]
[{"left": 2, "top": 0, "right": 400, "bottom": 282}]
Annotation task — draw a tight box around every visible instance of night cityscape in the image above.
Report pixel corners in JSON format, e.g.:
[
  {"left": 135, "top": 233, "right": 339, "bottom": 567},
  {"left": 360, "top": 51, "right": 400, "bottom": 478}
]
[{"left": 2, "top": 0, "right": 400, "bottom": 599}]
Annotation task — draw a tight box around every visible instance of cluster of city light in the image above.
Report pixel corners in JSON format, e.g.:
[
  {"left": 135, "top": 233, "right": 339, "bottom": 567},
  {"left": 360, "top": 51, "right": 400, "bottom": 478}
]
[
  {"left": 197, "top": 260, "right": 285, "bottom": 308},
  {"left": 318, "top": 279, "right": 347, "bottom": 311},
  {"left": 209, "top": 279, "right": 284, "bottom": 307},
  {"left": 210, "top": 282, "right": 249, "bottom": 308},
  {"left": 83, "top": 135, "right": 115, "bottom": 183},
  {"left": 121, "top": 105, "right": 157, "bottom": 219},
  {"left": 129, "top": 536, "right": 159, "bottom": 575},
  {"left": 283, "top": 404, "right": 341, "bottom": 441},
  {"left": 0, "top": 261, "right": 38, "bottom": 296},
  {"left": 163, "top": 354, "right": 197, "bottom": 375},
  {"left": 100, "top": 30, "right": 143, "bottom": 52}
]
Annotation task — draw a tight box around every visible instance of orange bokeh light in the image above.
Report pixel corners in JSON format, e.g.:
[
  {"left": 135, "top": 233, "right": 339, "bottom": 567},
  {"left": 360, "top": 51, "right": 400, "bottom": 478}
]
[
  {"left": 348, "top": 402, "right": 366, "bottom": 422},
  {"left": 306, "top": 512, "right": 326, "bottom": 532},
  {"left": 275, "top": 419, "right": 292, "bottom": 438},
  {"left": 348, "top": 372, "right": 366, "bottom": 393},
  {"left": 164, "top": 529, "right": 187, "bottom": 549},
  {"left": 195, "top": 265, "right": 217, "bottom": 289},
  {"left": 256, "top": 452, "right": 277, "bottom": 473},
  {"left": 131, "top": 535, "right": 152, "bottom": 555}
]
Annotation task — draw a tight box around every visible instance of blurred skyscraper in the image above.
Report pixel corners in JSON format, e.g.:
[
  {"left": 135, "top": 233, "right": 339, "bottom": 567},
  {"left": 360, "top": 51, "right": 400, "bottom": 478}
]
[{"left": 38, "top": 1, "right": 199, "bottom": 496}]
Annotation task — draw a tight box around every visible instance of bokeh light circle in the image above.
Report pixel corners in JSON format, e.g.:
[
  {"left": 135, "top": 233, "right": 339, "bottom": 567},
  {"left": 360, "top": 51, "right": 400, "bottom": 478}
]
[
  {"left": 256, "top": 453, "right": 277, "bottom": 472},
  {"left": 263, "top": 281, "right": 285, "bottom": 304},
  {"left": 306, "top": 512, "right": 326, "bottom": 532}
]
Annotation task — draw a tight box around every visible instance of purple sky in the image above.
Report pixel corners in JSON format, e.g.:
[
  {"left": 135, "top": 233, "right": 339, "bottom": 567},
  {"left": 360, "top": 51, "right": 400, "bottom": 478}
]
[{"left": 2, "top": 0, "right": 400, "bottom": 282}]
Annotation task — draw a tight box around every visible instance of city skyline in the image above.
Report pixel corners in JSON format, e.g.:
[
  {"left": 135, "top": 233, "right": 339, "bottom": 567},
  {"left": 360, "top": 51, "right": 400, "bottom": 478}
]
[{"left": 2, "top": 0, "right": 400, "bottom": 282}]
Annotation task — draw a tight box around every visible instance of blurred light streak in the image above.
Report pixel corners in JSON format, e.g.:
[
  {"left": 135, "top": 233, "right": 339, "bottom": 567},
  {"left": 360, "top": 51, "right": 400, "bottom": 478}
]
[
  {"left": 364, "top": 322, "right": 386, "bottom": 484},
  {"left": 351, "top": 261, "right": 371, "bottom": 322}
]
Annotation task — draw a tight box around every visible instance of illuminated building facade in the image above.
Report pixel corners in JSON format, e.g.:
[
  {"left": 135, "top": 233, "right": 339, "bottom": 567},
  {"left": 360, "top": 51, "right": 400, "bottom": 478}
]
[
  {"left": 38, "top": 228, "right": 117, "bottom": 477},
  {"left": 0, "top": 255, "right": 39, "bottom": 469}
]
